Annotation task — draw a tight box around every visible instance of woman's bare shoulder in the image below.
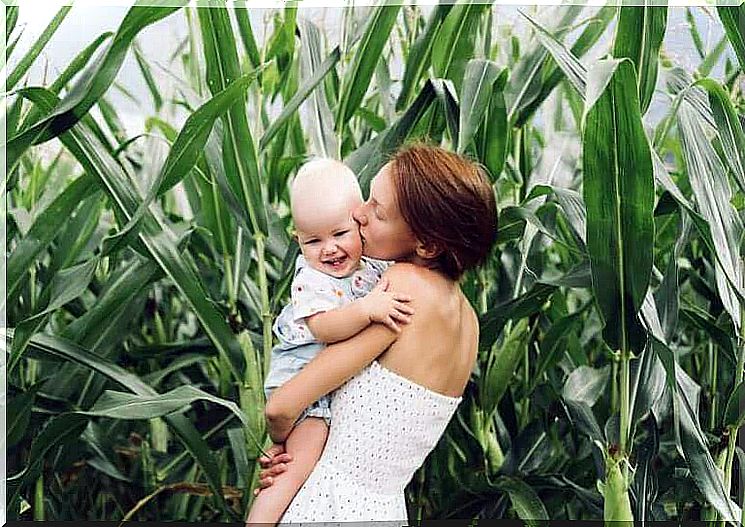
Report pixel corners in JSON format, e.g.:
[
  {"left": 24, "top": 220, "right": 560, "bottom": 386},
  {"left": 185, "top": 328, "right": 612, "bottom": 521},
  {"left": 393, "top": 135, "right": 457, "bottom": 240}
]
[{"left": 382, "top": 262, "right": 442, "bottom": 293}]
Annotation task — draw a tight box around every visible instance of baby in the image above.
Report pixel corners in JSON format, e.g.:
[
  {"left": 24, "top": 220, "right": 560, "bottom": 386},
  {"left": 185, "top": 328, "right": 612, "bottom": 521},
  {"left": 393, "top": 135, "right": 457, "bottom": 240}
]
[{"left": 245, "top": 158, "right": 414, "bottom": 524}]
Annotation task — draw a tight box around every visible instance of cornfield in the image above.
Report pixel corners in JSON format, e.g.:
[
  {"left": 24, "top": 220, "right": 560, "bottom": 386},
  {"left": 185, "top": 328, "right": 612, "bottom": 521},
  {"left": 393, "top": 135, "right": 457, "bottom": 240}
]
[{"left": 3, "top": 0, "right": 745, "bottom": 523}]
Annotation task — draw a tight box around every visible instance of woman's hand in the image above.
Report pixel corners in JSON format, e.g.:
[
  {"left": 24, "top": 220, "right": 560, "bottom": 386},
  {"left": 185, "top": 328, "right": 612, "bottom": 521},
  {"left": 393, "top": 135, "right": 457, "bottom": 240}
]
[{"left": 253, "top": 443, "right": 293, "bottom": 496}]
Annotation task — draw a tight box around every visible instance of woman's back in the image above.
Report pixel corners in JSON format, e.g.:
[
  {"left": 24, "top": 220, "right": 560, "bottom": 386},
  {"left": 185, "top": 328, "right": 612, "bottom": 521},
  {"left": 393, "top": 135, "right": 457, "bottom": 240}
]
[
  {"left": 376, "top": 263, "right": 479, "bottom": 398},
  {"left": 278, "top": 265, "right": 477, "bottom": 524}
]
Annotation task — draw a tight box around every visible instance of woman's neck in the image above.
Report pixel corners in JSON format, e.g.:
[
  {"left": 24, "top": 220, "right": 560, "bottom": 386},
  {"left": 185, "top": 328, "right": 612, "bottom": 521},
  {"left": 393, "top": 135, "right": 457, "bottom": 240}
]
[{"left": 395, "top": 254, "right": 455, "bottom": 284}]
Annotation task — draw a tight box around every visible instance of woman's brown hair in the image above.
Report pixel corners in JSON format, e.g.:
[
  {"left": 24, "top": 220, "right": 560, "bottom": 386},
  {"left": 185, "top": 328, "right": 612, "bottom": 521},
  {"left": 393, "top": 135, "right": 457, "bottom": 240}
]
[{"left": 389, "top": 142, "right": 498, "bottom": 280}]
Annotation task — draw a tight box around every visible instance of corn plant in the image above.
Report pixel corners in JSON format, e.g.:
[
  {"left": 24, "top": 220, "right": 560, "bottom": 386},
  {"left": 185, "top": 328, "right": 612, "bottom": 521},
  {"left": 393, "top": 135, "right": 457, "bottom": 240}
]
[{"left": 3, "top": 1, "right": 745, "bottom": 523}]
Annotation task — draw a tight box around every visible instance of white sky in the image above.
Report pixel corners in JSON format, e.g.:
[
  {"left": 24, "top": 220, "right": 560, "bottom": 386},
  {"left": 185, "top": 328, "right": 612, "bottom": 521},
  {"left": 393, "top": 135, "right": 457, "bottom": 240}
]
[{"left": 6, "top": 2, "right": 732, "bottom": 137}]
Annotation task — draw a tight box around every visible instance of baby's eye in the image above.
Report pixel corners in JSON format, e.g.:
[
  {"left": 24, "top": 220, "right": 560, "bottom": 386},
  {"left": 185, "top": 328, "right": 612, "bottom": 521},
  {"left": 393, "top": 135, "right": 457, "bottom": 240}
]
[
  {"left": 334, "top": 230, "right": 349, "bottom": 237},
  {"left": 305, "top": 239, "right": 319, "bottom": 245}
]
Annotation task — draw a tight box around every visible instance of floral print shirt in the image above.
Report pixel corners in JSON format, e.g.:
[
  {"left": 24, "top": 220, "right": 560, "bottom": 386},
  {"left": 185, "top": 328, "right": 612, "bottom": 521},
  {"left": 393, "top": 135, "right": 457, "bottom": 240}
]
[{"left": 272, "top": 254, "right": 390, "bottom": 349}]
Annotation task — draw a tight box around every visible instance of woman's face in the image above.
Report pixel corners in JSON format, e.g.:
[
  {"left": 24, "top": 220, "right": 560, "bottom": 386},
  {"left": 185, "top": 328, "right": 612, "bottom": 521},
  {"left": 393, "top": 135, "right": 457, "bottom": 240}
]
[{"left": 352, "top": 163, "right": 419, "bottom": 261}]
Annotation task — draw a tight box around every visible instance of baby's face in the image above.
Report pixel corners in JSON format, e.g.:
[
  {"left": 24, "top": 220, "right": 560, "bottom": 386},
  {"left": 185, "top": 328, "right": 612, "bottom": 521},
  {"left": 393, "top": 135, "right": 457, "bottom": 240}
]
[{"left": 295, "top": 202, "right": 363, "bottom": 278}]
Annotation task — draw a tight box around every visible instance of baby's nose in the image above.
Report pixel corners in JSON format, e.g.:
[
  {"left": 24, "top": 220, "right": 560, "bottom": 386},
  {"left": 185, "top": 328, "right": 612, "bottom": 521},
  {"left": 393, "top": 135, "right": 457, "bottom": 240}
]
[{"left": 352, "top": 205, "right": 367, "bottom": 225}]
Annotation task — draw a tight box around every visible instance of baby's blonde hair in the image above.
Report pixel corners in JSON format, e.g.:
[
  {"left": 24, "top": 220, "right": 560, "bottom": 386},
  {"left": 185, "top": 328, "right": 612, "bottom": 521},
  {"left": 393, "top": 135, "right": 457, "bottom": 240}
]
[{"left": 290, "top": 158, "right": 362, "bottom": 226}]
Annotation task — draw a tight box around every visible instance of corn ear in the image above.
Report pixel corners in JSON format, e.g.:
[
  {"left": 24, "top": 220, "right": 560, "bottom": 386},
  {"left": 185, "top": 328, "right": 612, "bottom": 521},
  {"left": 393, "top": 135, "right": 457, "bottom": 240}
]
[{"left": 604, "top": 454, "right": 634, "bottom": 526}]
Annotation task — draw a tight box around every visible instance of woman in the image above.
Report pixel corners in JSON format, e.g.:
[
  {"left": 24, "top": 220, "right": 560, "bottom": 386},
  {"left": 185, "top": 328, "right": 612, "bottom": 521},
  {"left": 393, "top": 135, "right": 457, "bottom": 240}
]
[{"left": 255, "top": 143, "right": 497, "bottom": 523}]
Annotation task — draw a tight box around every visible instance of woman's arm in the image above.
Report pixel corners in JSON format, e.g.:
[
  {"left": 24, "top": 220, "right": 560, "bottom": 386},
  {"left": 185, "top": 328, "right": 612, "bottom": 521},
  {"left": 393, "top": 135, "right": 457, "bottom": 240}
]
[{"left": 265, "top": 322, "right": 397, "bottom": 442}]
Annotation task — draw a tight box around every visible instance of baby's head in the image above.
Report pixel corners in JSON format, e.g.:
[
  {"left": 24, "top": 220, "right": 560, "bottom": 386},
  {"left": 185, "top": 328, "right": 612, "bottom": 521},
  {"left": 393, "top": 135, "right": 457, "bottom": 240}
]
[{"left": 290, "top": 158, "right": 363, "bottom": 278}]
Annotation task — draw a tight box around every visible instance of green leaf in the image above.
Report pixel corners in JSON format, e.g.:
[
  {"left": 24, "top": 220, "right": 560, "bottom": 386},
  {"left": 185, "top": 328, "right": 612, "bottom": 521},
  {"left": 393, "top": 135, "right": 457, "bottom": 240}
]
[
  {"left": 563, "top": 365, "right": 611, "bottom": 406},
  {"left": 233, "top": 2, "right": 261, "bottom": 68},
  {"left": 630, "top": 337, "right": 668, "bottom": 431},
  {"left": 612, "top": 5, "right": 668, "bottom": 115},
  {"left": 694, "top": 78, "right": 745, "bottom": 196},
  {"left": 348, "top": 79, "right": 438, "bottom": 192},
  {"left": 17, "top": 86, "right": 247, "bottom": 390},
  {"left": 724, "top": 381, "right": 745, "bottom": 430},
  {"left": 583, "top": 59, "right": 655, "bottom": 355},
  {"left": 432, "top": 78, "right": 460, "bottom": 146},
  {"left": 697, "top": 36, "right": 729, "bottom": 78},
  {"left": 431, "top": 0, "right": 491, "bottom": 93},
  {"left": 7, "top": 413, "right": 89, "bottom": 493},
  {"left": 680, "top": 308, "right": 737, "bottom": 366},
  {"left": 718, "top": 5, "right": 745, "bottom": 71},
  {"left": 516, "top": 10, "right": 588, "bottom": 114},
  {"left": 199, "top": 6, "right": 268, "bottom": 236},
  {"left": 262, "top": 40, "right": 340, "bottom": 153},
  {"left": 82, "top": 422, "right": 132, "bottom": 482},
  {"left": 102, "top": 69, "right": 263, "bottom": 256},
  {"left": 493, "top": 476, "right": 549, "bottom": 523},
  {"left": 132, "top": 40, "right": 163, "bottom": 111},
  {"left": 654, "top": 210, "right": 691, "bottom": 343},
  {"left": 228, "top": 427, "right": 251, "bottom": 489},
  {"left": 479, "top": 69, "right": 509, "bottom": 180},
  {"left": 686, "top": 7, "right": 706, "bottom": 59},
  {"left": 396, "top": 4, "right": 452, "bottom": 111},
  {"left": 677, "top": 92, "right": 744, "bottom": 331},
  {"left": 6, "top": 3, "right": 184, "bottom": 170},
  {"left": 81, "top": 386, "right": 260, "bottom": 442},
  {"left": 6, "top": 5, "right": 19, "bottom": 40},
  {"left": 5, "top": 173, "right": 98, "bottom": 306},
  {"left": 458, "top": 59, "right": 502, "bottom": 154},
  {"left": 529, "top": 311, "right": 582, "bottom": 393},
  {"left": 16, "top": 257, "right": 99, "bottom": 325},
  {"left": 295, "top": 21, "right": 338, "bottom": 158},
  {"left": 5, "top": 329, "right": 239, "bottom": 521},
  {"left": 565, "top": 399, "right": 604, "bottom": 443},
  {"left": 652, "top": 149, "right": 744, "bottom": 309},
  {"left": 336, "top": 3, "right": 401, "bottom": 132},
  {"left": 654, "top": 338, "right": 742, "bottom": 522},
  {"left": 513, "top": 6, "right": 615, "bottom": 126},
  {"left": 479, "top": 282, "right": 556, "bottom": 353},
  {"left": 7, "top": 381, "right": 45, "bottom": 448},
  {"left": 5, "top": 5, "right": 71, "bottom": 91},
  {"left": 631, "top": 415, "right": 660, "bottom": 522},
  {"left": 481, "top": 318, "right": 530, "bottom": 418}
]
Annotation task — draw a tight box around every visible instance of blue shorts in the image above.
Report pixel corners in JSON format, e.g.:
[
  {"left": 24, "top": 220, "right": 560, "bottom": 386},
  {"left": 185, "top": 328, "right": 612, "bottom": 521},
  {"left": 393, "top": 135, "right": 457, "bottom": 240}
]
[{"left": 264, "top": 342, "right": 332, "bottom": 427}]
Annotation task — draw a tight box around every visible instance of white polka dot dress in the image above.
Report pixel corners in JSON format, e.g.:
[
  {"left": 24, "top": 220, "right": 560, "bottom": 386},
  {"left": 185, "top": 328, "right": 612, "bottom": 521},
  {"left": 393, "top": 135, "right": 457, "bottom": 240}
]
[{"left": 278, "top": 360, "right": 462, "bottom": 525}]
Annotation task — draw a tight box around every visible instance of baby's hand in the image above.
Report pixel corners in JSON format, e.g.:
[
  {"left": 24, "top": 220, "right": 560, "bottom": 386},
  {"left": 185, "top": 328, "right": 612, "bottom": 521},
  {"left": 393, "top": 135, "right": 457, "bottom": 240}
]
[{"left": 359, "top": 277, "right": 414, "bottom": 333}]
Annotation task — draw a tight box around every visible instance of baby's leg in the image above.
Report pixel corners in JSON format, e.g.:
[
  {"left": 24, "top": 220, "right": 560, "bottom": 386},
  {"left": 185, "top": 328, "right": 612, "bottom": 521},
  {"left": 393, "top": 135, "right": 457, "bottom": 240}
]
[{"left": 245, "top": 417, "right": 329, "bottom": 525}]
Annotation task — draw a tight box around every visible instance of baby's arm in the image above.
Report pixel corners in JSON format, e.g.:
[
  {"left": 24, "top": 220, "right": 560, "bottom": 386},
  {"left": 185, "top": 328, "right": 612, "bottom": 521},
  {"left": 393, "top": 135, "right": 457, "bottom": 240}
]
[{"left": 305, "top": 277, "right": 414, "bottom": 343}]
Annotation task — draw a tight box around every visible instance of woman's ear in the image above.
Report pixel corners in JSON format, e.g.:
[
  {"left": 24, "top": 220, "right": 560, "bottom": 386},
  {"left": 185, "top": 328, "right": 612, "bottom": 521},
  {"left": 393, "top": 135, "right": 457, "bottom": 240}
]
[{"left": 414, "top": 239, "right": 443, "bottom": 260}]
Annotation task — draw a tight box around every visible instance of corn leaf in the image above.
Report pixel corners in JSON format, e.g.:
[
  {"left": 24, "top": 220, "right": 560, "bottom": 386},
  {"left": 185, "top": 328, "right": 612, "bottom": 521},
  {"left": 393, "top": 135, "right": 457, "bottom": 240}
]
[
  {"left": 718, "top": 5, "right": 745, "bottom": 71},
  {"left": 4, "top": 329, "right": 239, "bottom": 521},
  {"left": 7, "top": 3, "right": 185, "bottom": 170},
  {"left": 198, "top": 6, "right": 268, "bottom": 236},
  {"left": 583, "top": 58, "right": 655, "bottom": 355},
  {"left": 612, "top": 4, "right": 668, "bottom": 115},
  {"left": 458, "top": 59, "right": 501, "bottom": 154},
  {"left": 5, "top": 5, "right": 71, "bottom": 91},
  {"left": 431, "top": 0, "right": 491, "bottom": 92},
  {"left": 335, "top": 2, "right": 401, "bottom": 132},
  {"left": 396, "top": 3, "right": 452, "bottom": 111},
  {"left": 677, "top": 96, "right": 744, "bottom": 331}
]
